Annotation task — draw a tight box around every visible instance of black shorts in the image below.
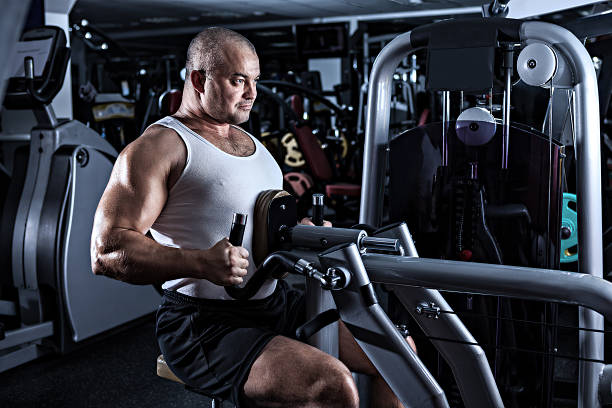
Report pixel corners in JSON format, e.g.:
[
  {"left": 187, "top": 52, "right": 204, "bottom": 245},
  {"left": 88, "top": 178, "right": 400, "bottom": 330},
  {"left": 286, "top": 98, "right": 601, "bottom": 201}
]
[{"left": 156, "top": 281, "right": 305, "bottom": 407}]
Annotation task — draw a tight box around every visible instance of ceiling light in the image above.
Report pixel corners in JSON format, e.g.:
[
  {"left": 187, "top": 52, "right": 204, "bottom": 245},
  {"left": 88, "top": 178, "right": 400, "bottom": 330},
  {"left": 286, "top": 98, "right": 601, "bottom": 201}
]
[
  {"left": 85, "top": 32, "right": 92, "bottom": 39},
  {"left": 81, "top": 19, "right": 89, "bottom": 26},
  {"left": 141, "top": 17, "right": 180, "bottom": 24},
  {"left": 100, "top": 43, "right": 108, "bottom": 50}
]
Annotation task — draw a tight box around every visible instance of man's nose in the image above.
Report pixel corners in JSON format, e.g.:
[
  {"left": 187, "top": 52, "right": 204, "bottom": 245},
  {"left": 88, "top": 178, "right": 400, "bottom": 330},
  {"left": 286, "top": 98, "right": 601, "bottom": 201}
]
[{"left": 243, "top": 80, "right": 256, "bottom": 99}]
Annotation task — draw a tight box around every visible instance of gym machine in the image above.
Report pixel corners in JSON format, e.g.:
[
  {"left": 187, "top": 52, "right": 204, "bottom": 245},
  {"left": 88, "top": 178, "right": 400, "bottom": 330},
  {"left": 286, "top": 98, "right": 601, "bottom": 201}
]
[
  {"left": 220, "top": 17, "right": 611, "bottom": 408},
  {"left": 219, "top": 188, "right": 611, "bottom": 407},
  {"left": 359, "top": 17, "right": 608, "bottom": 408},
  {"left": 0, "top": 26, "right": 159, "bottom": 373}
]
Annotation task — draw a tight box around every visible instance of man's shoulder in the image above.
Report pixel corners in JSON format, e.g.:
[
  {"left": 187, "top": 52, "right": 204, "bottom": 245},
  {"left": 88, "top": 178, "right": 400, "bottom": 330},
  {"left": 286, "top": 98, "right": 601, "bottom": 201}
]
[
  {"left": 119, "top": 124, "right": 186, "bottom": 168},
  {"left": 139, "top": 123, "right": 183, "bottom": 145}
]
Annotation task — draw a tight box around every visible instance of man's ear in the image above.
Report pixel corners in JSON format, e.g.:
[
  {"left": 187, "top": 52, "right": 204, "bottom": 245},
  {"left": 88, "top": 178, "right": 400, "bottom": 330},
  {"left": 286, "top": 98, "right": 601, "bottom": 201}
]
[{"left": 191, "top": 70, "right": 205, "bottom": 93}]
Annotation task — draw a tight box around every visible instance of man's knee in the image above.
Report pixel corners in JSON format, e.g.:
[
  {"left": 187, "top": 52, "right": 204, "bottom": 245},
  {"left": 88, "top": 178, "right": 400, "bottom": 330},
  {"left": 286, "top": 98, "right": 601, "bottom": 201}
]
[{"left": 313, "top": 363, "right": 359, "bottom": 408}]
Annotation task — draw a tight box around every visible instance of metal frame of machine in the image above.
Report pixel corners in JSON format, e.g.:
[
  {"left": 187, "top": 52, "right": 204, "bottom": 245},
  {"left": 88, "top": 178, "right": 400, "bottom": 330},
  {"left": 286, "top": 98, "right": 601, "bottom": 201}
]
[{"left": 357, "top": 18, "right": 606, "bottom": 407}]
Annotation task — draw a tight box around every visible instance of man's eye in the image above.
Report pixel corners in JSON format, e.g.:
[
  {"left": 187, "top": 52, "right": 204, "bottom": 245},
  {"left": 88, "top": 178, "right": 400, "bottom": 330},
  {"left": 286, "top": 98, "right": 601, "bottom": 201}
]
[{"left": 232, "top": 79, "right": 244, "bottom": 85}]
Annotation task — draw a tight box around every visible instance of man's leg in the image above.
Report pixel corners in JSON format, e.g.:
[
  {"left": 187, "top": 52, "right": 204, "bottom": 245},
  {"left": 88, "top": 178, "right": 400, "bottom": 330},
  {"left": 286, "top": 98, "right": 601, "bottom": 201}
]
[
  {"left": 243, "top": 335, "right": 360, "bottom": 408},
  {"left": 339, "top": 321, "right": 416, "bottom": 408}
]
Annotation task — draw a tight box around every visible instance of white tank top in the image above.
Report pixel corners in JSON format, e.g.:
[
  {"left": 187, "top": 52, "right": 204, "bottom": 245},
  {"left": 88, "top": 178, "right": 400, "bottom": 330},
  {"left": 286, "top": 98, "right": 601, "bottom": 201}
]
[{"left": 149, "top": 116, "right": 283, "bottom": 299}]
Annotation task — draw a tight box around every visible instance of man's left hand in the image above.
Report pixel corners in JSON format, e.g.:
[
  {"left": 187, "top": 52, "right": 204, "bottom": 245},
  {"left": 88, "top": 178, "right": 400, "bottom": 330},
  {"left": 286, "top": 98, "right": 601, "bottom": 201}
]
[{"left": 300, "top": 217, "right": 332, "bottom": 227}]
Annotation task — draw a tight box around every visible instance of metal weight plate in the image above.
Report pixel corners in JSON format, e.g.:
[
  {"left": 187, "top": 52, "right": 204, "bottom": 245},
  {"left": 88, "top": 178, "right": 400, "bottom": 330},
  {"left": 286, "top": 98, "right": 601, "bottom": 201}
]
[
  {"left": 340, "top": 134, "right": 348, "bottom": 159},
  {"left": 560, "top": 192, "right": 578, "bottom": 263},
  {"left": 281, "top": 132, "right": 305, "bottom": 167}
]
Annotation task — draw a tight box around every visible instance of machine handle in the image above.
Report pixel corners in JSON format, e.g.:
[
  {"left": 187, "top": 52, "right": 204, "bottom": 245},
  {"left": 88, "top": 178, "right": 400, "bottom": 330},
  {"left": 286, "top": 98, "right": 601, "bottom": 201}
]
[
  {"left": 225, "top": 251, "right": 300, "bottom": 300},
  {"left": 24, "top": 57, "right": 49, "bottom": 105},
  {"left": 229, "top": 213, "right": 247, "bottom": 246},
  {"left": 312, "top": 194, "right": 324, "bottom": 226},
  {"left": 360, "top": 236, "right": 401, "bottom": 253}
]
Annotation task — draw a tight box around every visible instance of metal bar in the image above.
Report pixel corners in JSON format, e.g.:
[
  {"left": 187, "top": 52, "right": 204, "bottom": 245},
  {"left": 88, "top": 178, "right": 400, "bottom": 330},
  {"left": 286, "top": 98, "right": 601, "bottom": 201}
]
[
  {"left": 305, "top": 279, "right": 338, "bottom": 357},
  {"left": 362, "top": 254, "right": 612, "bottom": 321},
  {"left": 0, "top": 343, "right": 48, "bottom": 374},
  {"left": 359, "top": 31, "right": 414, "bottom": 227},
  {"left": 520, "top": 21, "right": 604, "bottom": 408},
  {"left": 374, "top": 223, "right": 503, "bottom": 408},
  {"left": 0, "top": 300, "right": 17, "bottom": 316},
  {"left": 391, "top": 287, "right": 504, "bottom": 408},
  {"left": 442, "top": 91, "right": 450, "bottom": 167},
  {"left": 0, "top": 321, "right": 53, "bottom": 350},
  {"left": 318, "top": 243, "right": 449, "bottom": 408},
  {"left": 502, "top": 52, "right": 512, "bottom": 169}
]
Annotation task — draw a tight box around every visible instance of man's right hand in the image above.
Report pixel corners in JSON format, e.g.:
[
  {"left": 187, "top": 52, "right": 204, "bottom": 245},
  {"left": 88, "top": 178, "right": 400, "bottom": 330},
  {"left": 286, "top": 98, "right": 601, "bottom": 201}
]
[{"left": 202, "top": 238, "right": 249, "bottom": 286}]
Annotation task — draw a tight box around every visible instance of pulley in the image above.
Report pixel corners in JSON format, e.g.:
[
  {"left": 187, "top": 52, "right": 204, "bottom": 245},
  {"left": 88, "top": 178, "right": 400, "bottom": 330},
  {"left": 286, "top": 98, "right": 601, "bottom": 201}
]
[
  {"left": 455, "top": 107, "right": 497, "bottom": 146},
  {"left": 517, "top": 43, "right": 557, "bottom": 87}
]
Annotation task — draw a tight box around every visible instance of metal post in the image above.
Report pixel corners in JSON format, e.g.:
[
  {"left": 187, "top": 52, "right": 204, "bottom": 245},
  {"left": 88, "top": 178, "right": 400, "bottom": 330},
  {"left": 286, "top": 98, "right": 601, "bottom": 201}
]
[
  {"left": 520, "top": 21, "right": 604, "bottom": 408},
  {"left": 359, "top": 31, "right": 414, "bottom": 226},
  {"left": 442, "top": 91, "right": 450, "bottom": 167},
  {"left": 502, "top": 47, "right": 513, "bottom": 169}
]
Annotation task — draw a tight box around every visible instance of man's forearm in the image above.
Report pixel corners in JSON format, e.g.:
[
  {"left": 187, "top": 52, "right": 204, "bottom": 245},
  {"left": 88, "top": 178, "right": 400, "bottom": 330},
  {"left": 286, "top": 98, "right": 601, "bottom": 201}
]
[{"left": 91, "top": 228, "right": 202, "bottom": 285}]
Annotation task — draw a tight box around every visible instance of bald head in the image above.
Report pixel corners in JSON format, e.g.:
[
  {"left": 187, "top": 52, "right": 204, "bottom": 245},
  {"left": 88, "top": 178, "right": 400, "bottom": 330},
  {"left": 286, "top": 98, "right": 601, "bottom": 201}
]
[{"left": 185, "top": 27, "right": 256, "bottom": 76}]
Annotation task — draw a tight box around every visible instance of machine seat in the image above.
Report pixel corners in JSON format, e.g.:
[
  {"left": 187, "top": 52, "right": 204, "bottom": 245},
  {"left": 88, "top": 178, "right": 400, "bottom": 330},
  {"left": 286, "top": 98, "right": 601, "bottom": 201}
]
[
  {"left": 325, "top": 183, "right": 361, "bottom": 197},
  {"left": 156, "top": 354, "right": 183, "bottom": 384},
  {"left": 157, "top": 354, "right": 228, "bottom": 407}
]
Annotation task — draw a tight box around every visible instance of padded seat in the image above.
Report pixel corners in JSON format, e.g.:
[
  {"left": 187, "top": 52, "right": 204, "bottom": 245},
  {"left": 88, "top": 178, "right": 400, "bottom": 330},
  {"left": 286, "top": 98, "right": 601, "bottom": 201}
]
[
  {"left": 157, "top": 355, "right": 226, "bottom": 407},
  {"left": 325, "top": 183, "right": 361, "bottom": 197},
  {"left": 156, "top": 354, "right": 183, "bottom": 384},
  {"left": 158, "top": 89, "right": 183, "bottom": 116}
]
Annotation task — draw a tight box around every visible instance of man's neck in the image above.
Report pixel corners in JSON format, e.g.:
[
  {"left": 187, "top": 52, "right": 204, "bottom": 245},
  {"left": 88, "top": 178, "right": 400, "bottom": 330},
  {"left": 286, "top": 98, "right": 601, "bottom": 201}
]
[{"left": 174, "top": 104, "right": 231, "bottom": 139}]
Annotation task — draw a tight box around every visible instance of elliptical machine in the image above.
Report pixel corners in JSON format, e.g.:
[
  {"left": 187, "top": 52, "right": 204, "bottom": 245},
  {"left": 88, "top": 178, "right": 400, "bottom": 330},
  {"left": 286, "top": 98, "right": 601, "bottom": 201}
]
[{"left": 0, "top": 26, "right": 159, "bottom": 372}]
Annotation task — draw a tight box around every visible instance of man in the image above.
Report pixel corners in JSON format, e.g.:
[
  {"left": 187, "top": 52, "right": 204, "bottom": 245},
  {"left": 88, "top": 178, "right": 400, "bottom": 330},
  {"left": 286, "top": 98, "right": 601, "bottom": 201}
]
[{"left": 91, "top": 27, "right": 411, "bottom": 407}]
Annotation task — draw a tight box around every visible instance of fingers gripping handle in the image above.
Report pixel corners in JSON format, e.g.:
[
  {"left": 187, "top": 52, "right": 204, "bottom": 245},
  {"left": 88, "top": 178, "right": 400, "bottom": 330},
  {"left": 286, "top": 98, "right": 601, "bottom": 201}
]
[
  {"left": 312, "top": 194, "right": 324, "bottom": 226},
  {"left": 229, "top": 213, "right": 247, "bottom": 246}
]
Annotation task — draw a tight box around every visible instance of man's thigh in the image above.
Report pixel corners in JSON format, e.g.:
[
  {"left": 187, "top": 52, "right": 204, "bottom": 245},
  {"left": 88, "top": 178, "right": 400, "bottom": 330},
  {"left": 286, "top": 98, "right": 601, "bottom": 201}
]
[
  {"left": 243, "top": 335, "right": 357, "bottom": 407},
  {"left": 338, "top": 320, "right": 378, "bottom": 375}
]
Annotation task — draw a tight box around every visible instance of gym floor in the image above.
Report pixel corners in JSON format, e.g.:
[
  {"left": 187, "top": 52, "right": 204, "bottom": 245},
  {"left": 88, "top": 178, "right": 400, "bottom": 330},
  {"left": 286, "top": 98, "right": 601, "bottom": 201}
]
[{"left": 0, "top": 316, "right": 226, "bottom": 407}]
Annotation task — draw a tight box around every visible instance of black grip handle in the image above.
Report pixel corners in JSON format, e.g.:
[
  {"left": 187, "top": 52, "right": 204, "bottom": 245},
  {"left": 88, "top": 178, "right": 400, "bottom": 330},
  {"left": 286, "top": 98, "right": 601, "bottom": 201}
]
[
  {"left": 312, "top": 194, "right": 324, "bottom": 226},
  {"left": 225, "top": 251, "right": 300, "bottom": 300},
  {"left": 229, "top": 213, "right": 247, "bottom": 246},
  {"left": 24, "top": 57, "right": 48, "bottom": 105}
]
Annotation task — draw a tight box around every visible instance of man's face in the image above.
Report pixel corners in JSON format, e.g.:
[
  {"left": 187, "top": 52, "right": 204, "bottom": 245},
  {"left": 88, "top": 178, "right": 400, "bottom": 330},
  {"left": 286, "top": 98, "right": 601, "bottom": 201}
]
[{"left": 201, "top": 43, "right": 259, "bottom": 125}]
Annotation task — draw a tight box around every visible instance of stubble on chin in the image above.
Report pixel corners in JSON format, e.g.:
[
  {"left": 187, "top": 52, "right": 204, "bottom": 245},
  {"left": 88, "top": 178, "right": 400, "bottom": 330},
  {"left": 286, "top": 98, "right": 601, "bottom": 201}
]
[{"left": 230, "top": 110, "right": 251, "bottom": 125}]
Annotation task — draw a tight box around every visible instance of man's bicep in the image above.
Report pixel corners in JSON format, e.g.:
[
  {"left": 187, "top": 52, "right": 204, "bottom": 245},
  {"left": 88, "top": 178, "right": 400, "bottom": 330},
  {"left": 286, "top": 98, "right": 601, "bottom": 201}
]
[{"left": 96, "top": 147, "right": 169, "bottom": 235}]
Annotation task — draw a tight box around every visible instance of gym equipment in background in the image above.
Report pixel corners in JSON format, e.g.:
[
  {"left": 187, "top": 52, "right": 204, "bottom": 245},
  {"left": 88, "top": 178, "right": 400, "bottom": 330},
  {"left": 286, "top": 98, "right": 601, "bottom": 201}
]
[
  {"left": 360, "top": 17, "right": 607, "bottom": 407},
  {"left": 561, "top": 192, "right": 578, "bottom": 263},
  {"left": 0, "top": 26, "right": 159, "bottom": 373},
  {"left": 255, "top": 83, "right": 360, "bottom": 224}
]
